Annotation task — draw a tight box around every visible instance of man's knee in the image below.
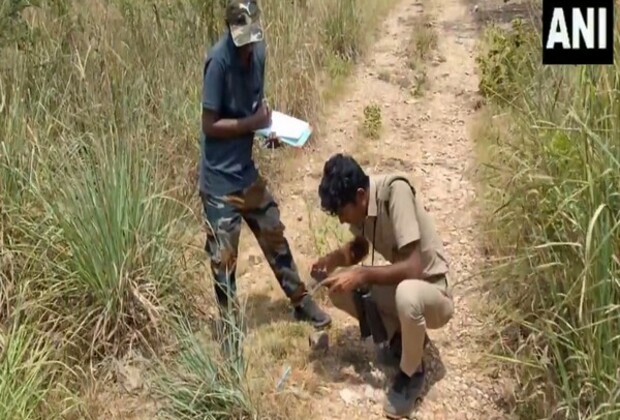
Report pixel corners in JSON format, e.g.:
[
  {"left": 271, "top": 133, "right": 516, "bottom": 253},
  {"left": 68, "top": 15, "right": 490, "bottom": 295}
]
[
  {"left": 250, "top": 202, "right": 289, "bottom": 253},
  {"left": 395, "top": 279, "right": 454, "bottom": 329},
  {"left": 328, "top": 290, "right": 347, "bottom": 310},
  {"left": 204, "top": 213, "right": 242, "bottom": 272},
  {"left": 395, "top": 280, "right": 426, "bottom": 319},
  {"left": 328, "top": 290, "right": 357, "bottom": 319}
]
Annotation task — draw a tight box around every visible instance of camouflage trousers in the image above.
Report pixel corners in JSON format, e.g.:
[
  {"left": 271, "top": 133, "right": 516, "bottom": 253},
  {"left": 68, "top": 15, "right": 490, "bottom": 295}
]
[{"left": 200, "top": 176, "right": 307, "bottom": 308}]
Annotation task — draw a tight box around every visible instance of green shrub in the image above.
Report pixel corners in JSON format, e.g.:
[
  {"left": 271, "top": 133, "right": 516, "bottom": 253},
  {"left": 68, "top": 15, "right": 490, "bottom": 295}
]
[{"left": 476, "top": 18, "right": 537, "bottom": 101}]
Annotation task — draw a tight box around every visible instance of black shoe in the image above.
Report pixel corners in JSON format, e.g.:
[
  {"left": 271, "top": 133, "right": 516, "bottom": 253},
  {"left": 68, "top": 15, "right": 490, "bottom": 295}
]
[
  {"left": 383, "top": 367, "right": 425, "bottom": 418},
  {"left": 293, "top": 294, "right": 332, "bottom": 329}
]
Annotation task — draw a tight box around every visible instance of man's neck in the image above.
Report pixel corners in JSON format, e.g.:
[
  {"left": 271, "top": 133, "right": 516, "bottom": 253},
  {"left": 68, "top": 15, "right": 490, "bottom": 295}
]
[{"left": 239, "top": 52, "right": 252, "bottom": 67}]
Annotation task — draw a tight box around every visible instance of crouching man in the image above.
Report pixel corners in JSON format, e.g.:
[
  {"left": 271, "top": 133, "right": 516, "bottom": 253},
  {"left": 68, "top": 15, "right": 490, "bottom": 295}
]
[{"left": 311, "top": 153, "right": 454, "bottom": 419}]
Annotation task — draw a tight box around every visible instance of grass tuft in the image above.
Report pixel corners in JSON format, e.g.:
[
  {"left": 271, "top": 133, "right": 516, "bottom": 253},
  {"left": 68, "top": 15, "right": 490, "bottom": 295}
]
[{"left": 155, "top": 317, "right": 253, "bottom": 420}]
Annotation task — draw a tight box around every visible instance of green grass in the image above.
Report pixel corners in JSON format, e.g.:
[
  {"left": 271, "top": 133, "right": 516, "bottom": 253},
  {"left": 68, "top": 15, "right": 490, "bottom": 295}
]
[
  {"left": 0, "top": 318, "right": 59, "bottom": 419},
  {"left": 0, "top": 0, "right": 398, "bottom": 417},
  {"left": 154, "top": 317, "right": 254, "bottom": 420},
  {"left": 473, "top": 8, "right": 620, "bottom": 420}
]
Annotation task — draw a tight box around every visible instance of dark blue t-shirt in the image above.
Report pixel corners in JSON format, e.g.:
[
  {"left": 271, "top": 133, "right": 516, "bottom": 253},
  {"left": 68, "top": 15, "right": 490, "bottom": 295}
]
[{"left": 199, "top": 31, "right": 266, "bottom": 197}]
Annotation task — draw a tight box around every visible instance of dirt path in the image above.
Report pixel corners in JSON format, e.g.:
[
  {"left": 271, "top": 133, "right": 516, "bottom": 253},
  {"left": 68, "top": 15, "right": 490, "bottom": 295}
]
[{"left": 234, "top": 0, "right": 516, "bottom": 418}]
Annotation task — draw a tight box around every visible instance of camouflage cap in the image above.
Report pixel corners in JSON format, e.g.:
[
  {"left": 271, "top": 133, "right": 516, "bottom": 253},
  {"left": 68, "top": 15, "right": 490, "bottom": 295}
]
[{"left": 226, "top": 0, "right": 264, "bottom": 47}]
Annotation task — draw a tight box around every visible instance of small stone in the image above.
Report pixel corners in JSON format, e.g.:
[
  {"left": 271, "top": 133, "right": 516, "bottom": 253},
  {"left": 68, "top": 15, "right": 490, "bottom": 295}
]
[
  {"left": 309, "top": 331, "right": 329, "bottom": 351},
  {"left": 115, "top": 363, "right": 142, "bottom": 393},
  {"left": 363, "top": 385, "right": 382, "bottom": 402},
  {"left": 339, "top": 388, "right": 361, "bottom": 405}
]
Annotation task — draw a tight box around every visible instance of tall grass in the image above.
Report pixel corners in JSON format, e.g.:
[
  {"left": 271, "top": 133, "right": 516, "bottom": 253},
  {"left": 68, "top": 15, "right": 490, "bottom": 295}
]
[
  {"left": 1, "top": 0, "right": 397, "bottom": 417},
  {"left": 474, "top": 8, "right": 620, "bottom": 420}
]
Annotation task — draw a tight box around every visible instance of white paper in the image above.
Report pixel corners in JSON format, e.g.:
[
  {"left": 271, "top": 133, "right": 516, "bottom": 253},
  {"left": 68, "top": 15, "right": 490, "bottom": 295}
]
[{"left": 256, "top": 111, "right": 309, "bottom": 140}]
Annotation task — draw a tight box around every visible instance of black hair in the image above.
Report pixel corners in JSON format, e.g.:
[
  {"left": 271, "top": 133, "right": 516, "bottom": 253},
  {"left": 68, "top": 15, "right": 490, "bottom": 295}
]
[{"left": 318, "top": 153, "right": 369, "bottom": 215}]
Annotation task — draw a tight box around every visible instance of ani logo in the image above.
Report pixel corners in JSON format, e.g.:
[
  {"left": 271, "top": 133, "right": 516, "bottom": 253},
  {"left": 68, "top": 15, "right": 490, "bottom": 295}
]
[{"left": 542, "top": 0, "right": 614, "bottom": 65}]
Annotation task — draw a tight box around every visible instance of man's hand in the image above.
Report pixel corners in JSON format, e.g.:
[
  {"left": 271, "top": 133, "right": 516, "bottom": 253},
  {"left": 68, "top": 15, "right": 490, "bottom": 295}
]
[
  {"left": 251, "top": 100, "right": 271, "bottom": 130},
  {"left": 263, "top": 131, "right": 281, "bottom": 149},
  {"left": 310, "top": 254, "right": 339, "bottom": 281},
  {"left": 321, "top": 267, "right": 367, "bottom": 293}
]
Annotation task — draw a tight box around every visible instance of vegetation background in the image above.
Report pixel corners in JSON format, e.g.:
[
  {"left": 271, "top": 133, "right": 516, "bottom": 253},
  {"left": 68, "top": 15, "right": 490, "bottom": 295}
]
[{"left": 474, "top": 6, "right": 620, "bottom": 420}]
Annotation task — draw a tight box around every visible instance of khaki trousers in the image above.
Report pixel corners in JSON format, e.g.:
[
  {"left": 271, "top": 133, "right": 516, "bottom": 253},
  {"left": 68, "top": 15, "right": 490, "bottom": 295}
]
[{"left": 329, "top": 276, "right": 454, "bottom": 376}]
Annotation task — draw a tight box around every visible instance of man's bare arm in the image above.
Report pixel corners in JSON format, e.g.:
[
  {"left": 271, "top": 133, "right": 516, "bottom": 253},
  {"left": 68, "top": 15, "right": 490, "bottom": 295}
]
[
  {"left": 327, "top": 235, "right": 370, "bottom": 268},
  {"left": 202, "top": 109, "right": 257, "bottom": 139},
  {"left": 360, "top": 242, "right": 424, "bottom": 286}
]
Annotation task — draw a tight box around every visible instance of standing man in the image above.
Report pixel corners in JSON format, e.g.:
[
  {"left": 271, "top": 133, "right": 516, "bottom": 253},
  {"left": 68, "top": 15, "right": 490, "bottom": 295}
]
[
  {"left": 199, "top": 0, "right": 331, "bottom": 330},
  {"left": 311, "top": 153, "right": 454, "bottom": 419}
]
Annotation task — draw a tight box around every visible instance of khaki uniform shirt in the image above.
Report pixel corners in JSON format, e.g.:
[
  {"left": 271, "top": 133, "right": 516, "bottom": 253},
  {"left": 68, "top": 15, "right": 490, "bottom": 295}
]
[{"left": 349, "top": 174, "right": 449, "bottom": 279}]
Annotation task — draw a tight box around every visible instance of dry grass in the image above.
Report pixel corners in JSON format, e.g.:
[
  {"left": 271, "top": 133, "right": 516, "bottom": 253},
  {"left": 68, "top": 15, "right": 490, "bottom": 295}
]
[
  {"left": 406, "top": 21, "right": 437, "bottom": 68},
  {"left": 403, "top": 9, "right": 437, "bottom": 97},
  {"left": 0, "top": 0, "right": 398, "bottom": 418},
  {"left": 372, "top": 10, "right": 437, "bottom": 97}
]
